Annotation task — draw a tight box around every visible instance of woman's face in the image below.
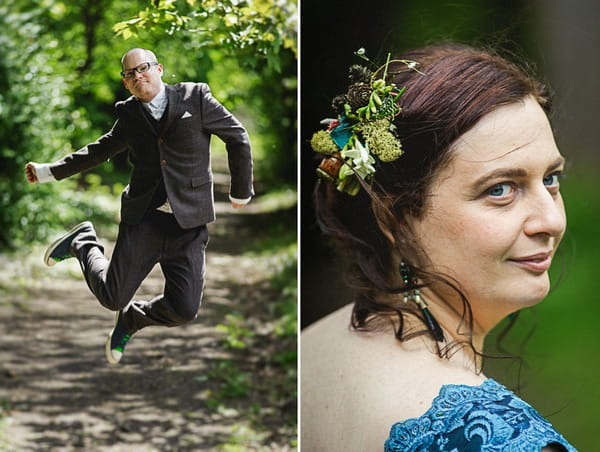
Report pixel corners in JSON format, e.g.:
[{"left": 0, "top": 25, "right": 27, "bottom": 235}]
[{"left": 410, "top": 96, "right": 566, "bottom": 331}]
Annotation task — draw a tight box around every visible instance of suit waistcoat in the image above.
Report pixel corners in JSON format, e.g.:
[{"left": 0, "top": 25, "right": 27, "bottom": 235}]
[{"left": 140, "top": 106, "right": 169, "bottom": 210}]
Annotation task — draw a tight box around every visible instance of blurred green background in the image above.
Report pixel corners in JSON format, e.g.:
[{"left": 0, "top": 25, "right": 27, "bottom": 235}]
[
  {"left": 1, "top": 0, "right": 297, "bottom": 249},
  {"left": 0, "top": 0, "right": 297, "bottom": 448},
  {"left": 301, "top": 0, "right": 600, "bottom": 449}
]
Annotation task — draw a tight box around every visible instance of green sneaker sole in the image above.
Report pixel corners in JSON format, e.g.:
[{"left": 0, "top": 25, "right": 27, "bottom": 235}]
[{"left": 43, "top": 221, "right": 93, "bottom": 267}]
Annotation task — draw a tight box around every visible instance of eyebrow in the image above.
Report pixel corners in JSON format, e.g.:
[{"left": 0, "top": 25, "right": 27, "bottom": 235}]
[{"left": 471, "top": 156, "right": 566, "bottom": 189}]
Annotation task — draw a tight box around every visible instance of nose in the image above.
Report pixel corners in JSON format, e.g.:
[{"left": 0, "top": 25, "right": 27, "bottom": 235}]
[
  {"left": 523, "top": 187, "right": 566, "bottom": 239},
  {"left": 132, "top": 69, "right": 144, "bottom": 81}
]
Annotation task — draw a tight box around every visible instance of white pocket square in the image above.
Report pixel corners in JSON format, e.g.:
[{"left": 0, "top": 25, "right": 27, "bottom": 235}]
[{"left": 181, "top": 111, "right": 193, "bottom": 119}]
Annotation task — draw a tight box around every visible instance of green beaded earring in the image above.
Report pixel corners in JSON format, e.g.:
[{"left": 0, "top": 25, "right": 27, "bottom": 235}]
[{"left": 400, "top": 262, "right": 445, "bottom": 342}]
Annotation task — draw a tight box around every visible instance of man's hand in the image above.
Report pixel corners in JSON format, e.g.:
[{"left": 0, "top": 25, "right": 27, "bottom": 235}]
[
  {"left": 231, "top": 202, "right": 246, "bottom": 209},
  {"left": 25, "top": 162, "right": 39, "bottom": 184}
]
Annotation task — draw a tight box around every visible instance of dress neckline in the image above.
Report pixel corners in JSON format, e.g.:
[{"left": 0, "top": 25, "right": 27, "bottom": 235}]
[{"left": 385, "top": 378, "right": 575, "bottom": 452}]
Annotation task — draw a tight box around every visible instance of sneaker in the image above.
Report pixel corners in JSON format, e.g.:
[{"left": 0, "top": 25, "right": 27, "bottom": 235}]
[
  {"left": 44, "top": 221, "right": 93, "bottom": 266},
  {"left": 105, "top": 310, "right": 134, "bottom": 365}
]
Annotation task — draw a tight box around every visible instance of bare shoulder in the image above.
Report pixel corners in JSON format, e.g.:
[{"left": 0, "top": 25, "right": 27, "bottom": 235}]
[
  {"left": 302, "top": 303, "right": 355, "bottom": 353},
  {"left": 301, "top": 304, "right": 486, "bottom": 451}
]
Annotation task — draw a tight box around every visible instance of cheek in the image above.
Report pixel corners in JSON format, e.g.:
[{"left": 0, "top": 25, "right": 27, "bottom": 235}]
[
  {"left": 457, "top": 212, "right": 520, "bottom": 263},
  {"left": 420, "top": 208, "right": 517, "bottom": 268}
]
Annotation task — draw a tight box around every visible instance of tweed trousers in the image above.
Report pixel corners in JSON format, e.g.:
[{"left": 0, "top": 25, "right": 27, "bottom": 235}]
[{"left": 71, "top": 210, "right": 208, "bottom": 333}]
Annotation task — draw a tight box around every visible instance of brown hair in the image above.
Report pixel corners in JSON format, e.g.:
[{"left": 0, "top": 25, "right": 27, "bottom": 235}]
[{"left": 314, "top": 43, "right": 551, "bottom": 356}]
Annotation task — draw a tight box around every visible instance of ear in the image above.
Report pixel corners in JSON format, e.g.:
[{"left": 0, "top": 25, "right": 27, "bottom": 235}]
[
  {"left": 157, "top": 64, "right": 164, "bottom": 77},
  {"left": 380, "top": 225, "right": 396, "bottom": 245},
  {"left": 372, "top": 198, "right": 401, "bottom": 245}
]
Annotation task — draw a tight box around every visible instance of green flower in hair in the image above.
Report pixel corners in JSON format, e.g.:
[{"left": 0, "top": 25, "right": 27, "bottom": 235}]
[
  {"left": 310, "top": 130, "right": 339, "bottom": 155},
  {"left": 360, "top": 119, "right": 404, "bottom": 162},
  {"left": 311, "top": 49, "right": 422, "bottom": 195}
]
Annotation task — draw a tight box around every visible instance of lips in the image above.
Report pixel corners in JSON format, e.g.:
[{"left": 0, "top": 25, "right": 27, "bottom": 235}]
[{"left": 508, "top": 252, "right": 553, "bottom": 273}]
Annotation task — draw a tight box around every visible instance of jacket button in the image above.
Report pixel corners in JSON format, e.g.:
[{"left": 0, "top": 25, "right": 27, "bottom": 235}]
[{"left": 161, "top": 159, "right": 167, "bottom": 166}]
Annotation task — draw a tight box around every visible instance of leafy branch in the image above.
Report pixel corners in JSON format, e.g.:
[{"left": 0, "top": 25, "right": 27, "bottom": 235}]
[{"left": 113, "top": 0, "right": 297, "bottom": 71}]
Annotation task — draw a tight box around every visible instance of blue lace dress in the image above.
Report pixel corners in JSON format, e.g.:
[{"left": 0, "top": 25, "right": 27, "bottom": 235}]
[{"left": 385, "top": 379, "right": 576, "bottom": 451}]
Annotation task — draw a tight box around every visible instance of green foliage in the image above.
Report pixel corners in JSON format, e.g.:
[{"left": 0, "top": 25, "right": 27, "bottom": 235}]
[
  {"left": 202, "top": 50, "right": 297, "bottom": 186},
  {"left": 218, "top": 423, "right": 269, "bottom": 451},
  {"left": 245, "top": 55, "right": 297, "bottom": 185},
  {"left": 216, "top": 313, "right": 255, "bottom": 349},
  {"left": 242, "top": 220, "right": 297, "bottom": 343},
  {"left": 114, "top": 0, "right": 297, "bottom": 72},
  {"left": 0, "top": 0, "right": 296, "bottom": 248},
  {"left": 206, "top": 211, "right": 297, "bottom": 448},
  {"left": 269, "top": 242, "right": 297, "bottom": 339},
  {"left": 0, "top": 5, "right": 116, "bottom": 249},
  {"left": 216, "top": 245, "right": 296, "bottom": 362},
  {"left": 208, "top": 360, "right": 253, "bottom": 399},
  {"left": 0, "top": 0, "right": 296, "bottom": 250},
  {"left": 113, "top": 0, "right": 298, "bottom": 186},
  {"left": 216, "top": 240, "right": 296, "bottom": 350}
]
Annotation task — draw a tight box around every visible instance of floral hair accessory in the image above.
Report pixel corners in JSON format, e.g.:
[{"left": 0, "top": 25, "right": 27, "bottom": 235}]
[{"left": 311, "top": 49, "right": 420, "bottom": 195}]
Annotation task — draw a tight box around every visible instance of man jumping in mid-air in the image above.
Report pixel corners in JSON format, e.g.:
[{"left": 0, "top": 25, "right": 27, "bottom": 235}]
[{"left": 26, "top": 48, "right": 253, "bottom": 364}]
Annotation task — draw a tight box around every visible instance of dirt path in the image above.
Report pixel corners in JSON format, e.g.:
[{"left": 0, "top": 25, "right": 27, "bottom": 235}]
[{"left": 0, "top": 163, "right": 297, "bottom": 451}]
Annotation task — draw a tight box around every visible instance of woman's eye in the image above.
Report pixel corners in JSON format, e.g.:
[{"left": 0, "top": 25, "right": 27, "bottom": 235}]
[
  {"left": 487, "top": 183, "right": 513, "bottom": 198},
  {"left": 543, "top": 172, "right": 561, "bottom": 188}
]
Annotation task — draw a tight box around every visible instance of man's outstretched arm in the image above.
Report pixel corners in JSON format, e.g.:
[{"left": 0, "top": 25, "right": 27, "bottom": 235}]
[{"left": 25, "top": 120, "right": 128, "bottom": 184}]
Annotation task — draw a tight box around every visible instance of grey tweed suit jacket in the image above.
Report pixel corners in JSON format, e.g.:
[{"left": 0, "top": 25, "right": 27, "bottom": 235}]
[{"left": 49, "top": 83, "right": 254, "bottom": 228}]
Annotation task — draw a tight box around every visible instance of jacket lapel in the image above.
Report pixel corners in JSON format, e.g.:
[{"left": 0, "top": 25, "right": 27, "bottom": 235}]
[
  {"left": 162, "top": 84, "right": 183, "bottom": 135},
  {"left": 120, "top": 97, "right": 158, "bottom": 136}
]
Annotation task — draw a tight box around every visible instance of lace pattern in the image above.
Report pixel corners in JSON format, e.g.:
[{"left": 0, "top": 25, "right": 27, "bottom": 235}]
[{"left": 385, "top": 379, "right": 576, "bottom": 451}]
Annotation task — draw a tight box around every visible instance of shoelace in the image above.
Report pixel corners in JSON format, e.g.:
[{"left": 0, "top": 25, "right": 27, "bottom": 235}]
[
  {"left": 116, "top": 334, "right": 131, "bottom": 351},
  {"left": 124, "top": 299, "right": 147, "bottom": 316}
]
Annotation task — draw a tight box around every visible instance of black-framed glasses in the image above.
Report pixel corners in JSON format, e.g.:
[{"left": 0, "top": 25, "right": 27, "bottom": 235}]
[{"left": 120, "top": 61, "right": 159, "bottom": 79}]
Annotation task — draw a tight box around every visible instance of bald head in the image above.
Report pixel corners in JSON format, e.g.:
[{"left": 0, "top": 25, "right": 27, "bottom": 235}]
[{"left": 121, "top": 48, "right": 158, "bottom": 71}]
